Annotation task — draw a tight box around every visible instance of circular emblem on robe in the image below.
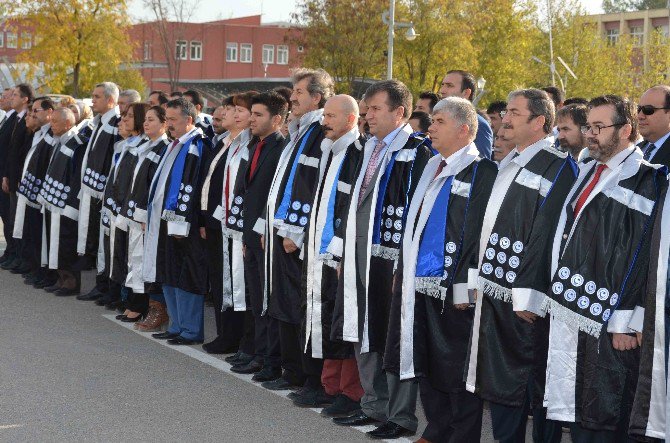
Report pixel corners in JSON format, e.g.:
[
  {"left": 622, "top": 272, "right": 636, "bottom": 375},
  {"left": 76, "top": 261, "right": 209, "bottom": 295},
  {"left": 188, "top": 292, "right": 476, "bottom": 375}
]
[
  {"left": 564, "top": 289, "right": 577, "bottom": 302},
  {"left": 394, "top": 220, "right": 403, "bottom": 231},
  {"left": 56, "top": 191, "right": 62, "bottom": 198},
  {"left": 302, "top": 203, "right": 311, "bottom": 214},
  {"left": 58, "top": 200, "right": 65, "bottom": 208},
  {"left": 609, "top": 293, "right": 619, "bottom": 306},
  {"left": 36, "top": 179, "right": 41, "bottom": 186},
  {"left": 180, "top": 183, "right": 184, "bottom": 190},
  {"left": 40, "top": 189, "right": 45, "bottom": 196},
  {"left": 64, "top": 186, "right": 70, "bottom": 193},
  {"left": 100, "top": 175, "right": 106, "bottom": 182},
  {"left": 299, "top": 216, "right": 308, "bottom": 226},
  {"left": 185, "top": 185, "right": 193, "bottom": 194},
  {"left": 237, "top": 220, "right": 244, "bottom": 228},
  {"left": 21, "top": 179, "right": 26, "bottom": 185},
  {"left": 102, "top": 215, "right": 109, "bottom": 224},
  {"left": 482, "top": 263, "right": 493, "bottom": 274},
  {"left": 49, "top": 188, "right": 55, "bottom": 194},
  {"left": 509, "top": 256, "right": 520, "bottom": 269},
  {"left": 500, "top": 237, "right": 510, "bottom": 249},
  {"left": 85, "top": 168, "right": 91, "bottom": 175},
  {"left": 239, "top": 210, "right": 243, "bottom": 217},
  {"left": 489, "top": 233, "right": 499, "bottom": 245},
  {"left": 47, "top": 195, "right": 53, "bottom": 202},
  {"left": 94, "top": 173, "right": 100, "bottom": 180},
  {"left": 58, "top": 183, "right": 64, "bottom": 190},
  {"left": 596, "top": 288, "right": 609, "bottom": 301},
  {"left": 19, "top": 186, "right": 24, "bottom": 193},
  {"left": 385, "top": 219, "right": 393, "bottom": 229},
  {"left": 506, "top": 271, "right": 516, "bottom": 283},
  {"left": 61, "top": 194, "right": 68, "bottom": 201},
  {"left": 292, "top": 201, "right": 302, "bottom": 210},
  {"left": 496, "top": 252, "right": 507, "bottom": 264},
  {"left": 182, "top": 195, "right": 190, "bottom": 203},
  {"left": 228, "top": 216, "right": 236, "bottom": 225},
  {"left": 384, "top": 232, "right": 392, "bottom": 242},
  {"left": 602, "top": 309, "right": 611, "bottom": 322},
  {"left": 127, "top": 209, "right": 133, "bottom": 217},
  {"left": 590, "top": 303, "right": 603, "bottom": 316},
  {"left": 234, "top": 196, "right": 243, "bottom": 205},
  {"left": 485, "top": 248, "right": 495, "bottom": 260},
  {"left": 179, "top": 204, "right": 187, "bottom": 212},
  {"left": 128, "top": 201, "right": 135, "bottom": 208},
  {"left": 392, "top": 233, "right": 401, "bottom": 243},
  {"left": 335, "top": 218, "right": 341, "bottom": 229},
  {"left": 577, "top": 296, "right": 590, "bottom": 309},
  {"left": 395, "top": 207, "right": 404, "bottom": 217},
  {"left": 585, "top": 281, "right": 597, "bottom": 294},
  {"left": 231, "top": 206, "right": 239, "bottom": 215},
  {"left": 571, "top": 274, "right": 584, "bottom": 287},
  {"left": 495, "top": 267, "right": 504, "bottom": 279},
  {"left": 387, "top": 205, "right": 394, "bottom": 216},
  {"left": 91, "top": 181, "right": 98, "bottom": 188},
  {"left": 446, "top": 242, "right": 457, "bottom": 254},
  {"left": 97, "top": 183, "right": 104, "bottom": 190},
  {"left": 83, "top": 176, "right": 89, "bottom": 184},
  {"left": 32, "top": 186, "right": 39, "bottom": 193},
  {"left": 444, "top": 256, "right": 453, "bottom": 267},
  {"left": 558, "top": 267, "right": 570, "bottom": 280},
  {"left": 552, "top": 282, "right": 564, "bottom": 295},
  {"left": 288, "top": 213, "right": 298, "bottom": 223}
]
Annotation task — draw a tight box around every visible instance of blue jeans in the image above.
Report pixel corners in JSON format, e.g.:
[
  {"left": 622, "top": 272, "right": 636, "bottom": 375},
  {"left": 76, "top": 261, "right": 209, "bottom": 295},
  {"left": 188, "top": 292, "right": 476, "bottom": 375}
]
[{"left": 162, "top": 284, "right": 204, "bottom": 341}]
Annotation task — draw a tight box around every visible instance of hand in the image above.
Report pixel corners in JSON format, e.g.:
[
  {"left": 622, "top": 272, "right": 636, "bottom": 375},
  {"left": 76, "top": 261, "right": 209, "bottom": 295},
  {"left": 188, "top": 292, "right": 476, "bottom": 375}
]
[
  {"left": 336, "top": 264, "right": 341, "bottom": 279},
  {"left": 260, "top": 234, "right": 264, "bottom": 250},
  {"left": 199, "top": 227, "right": 207, "bottom": 240},
  {"left": 454, "top": 303, "right": 470, "bottom": 310},
  {"left": 472, "top": 289, "right": 478, "bottom": 302},
  {"left": 141, "top": 223, "right": 146, "bottom": 232},
  {"left": 636, "top": 332, "right": 643, "bottom": 347},
  {"left": 516, "top": 311, "right": 538, "bottom": 324},
  {"left": 612, "top": 333, "right": 638, "bottom": 351},
  {"left": 283, "top": 238, "right": 298, "bottom": 254},
  {"left": 2, "top": 177, "right": 8, "bottom": 193}
]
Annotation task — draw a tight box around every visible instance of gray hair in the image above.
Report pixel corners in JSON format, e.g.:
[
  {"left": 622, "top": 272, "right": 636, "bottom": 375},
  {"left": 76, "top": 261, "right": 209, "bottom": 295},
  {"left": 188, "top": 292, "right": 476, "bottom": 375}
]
[
  {"left": 507, "top": 88, "right": 555, "bottom": 134},
  {"left": 53, "top": 107, "right": 76, "bottom": 125},
  {"left": 291, "top": 68, "right": 335, "bottom": 108},
  {"left": 95, "top": 82, "right": 119, "bottom": 103},
  {"left": 120, "top": 89, "right": 141, "bottom": 104},
  {"left": 432, "top": 97, "right": 479, "bottom": 140},
  {"left": 166, "top": 97, "right": 197, "bottom": 122}
]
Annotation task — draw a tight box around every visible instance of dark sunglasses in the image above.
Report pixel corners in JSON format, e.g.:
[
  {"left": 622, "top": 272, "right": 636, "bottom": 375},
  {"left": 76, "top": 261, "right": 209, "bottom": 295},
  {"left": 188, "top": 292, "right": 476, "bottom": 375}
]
[{"left": 637, "top": 105, "right": 670, "bottom": 115}]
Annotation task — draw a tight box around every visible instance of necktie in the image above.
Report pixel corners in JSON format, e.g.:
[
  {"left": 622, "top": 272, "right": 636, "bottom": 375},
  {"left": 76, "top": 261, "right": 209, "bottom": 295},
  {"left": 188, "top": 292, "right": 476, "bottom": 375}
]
[
  {"left": 248, "top": 139, "right": 266, "bottom": 180},
  {"left": 359, "top": 139, "right": 386, "bottom": 204},
  {"left": 573, "top": 163, "right": 607, "bottom": 217},
  {"left": 434, "top": 159, "right": 447, "bottom": 179},
  {"left": 643, "top": 142, "right": 655, "bottom": 161}
]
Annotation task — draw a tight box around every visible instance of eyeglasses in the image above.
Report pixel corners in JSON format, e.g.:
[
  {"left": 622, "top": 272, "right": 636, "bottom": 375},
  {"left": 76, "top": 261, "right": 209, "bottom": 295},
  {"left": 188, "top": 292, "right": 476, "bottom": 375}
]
[
  {"left": 580, "top": 123, "right": 625, "bottom": 135},
  {"left": 637, "top": 105, "right": 670, "bottom": 116},
  {"left": 500, "top": 110, "right": 536, "bottom": 118}
]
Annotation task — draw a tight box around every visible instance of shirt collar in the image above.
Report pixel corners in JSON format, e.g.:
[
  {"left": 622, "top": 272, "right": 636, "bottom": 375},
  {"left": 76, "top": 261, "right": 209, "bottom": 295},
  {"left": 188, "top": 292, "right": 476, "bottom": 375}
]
[
  {"left": 512, "top": 136, "right": 554, "bottom": 167},
  {"left": 100, "top": 107, "right": 120, "bottom": 125},
  {"left": 289, "top": 109, "right": 324, "bottom": 139},
  {"left": 176, "top": 127, "right": 200, "bottom": 145},
  {"left": 330, "top": 127, "right": 360, "bottom": 155},
  {"left": 650, "top": 130, "right": 670, "bottom": 148},
  {"left": 370, "top": 124, "right": 406, "bottom": 148},
  {"left": 17, "top": 109, "right": 27, "bottom": 118},
  {"left": 601, "top": 144, "right": 636, "bottom": 170}
]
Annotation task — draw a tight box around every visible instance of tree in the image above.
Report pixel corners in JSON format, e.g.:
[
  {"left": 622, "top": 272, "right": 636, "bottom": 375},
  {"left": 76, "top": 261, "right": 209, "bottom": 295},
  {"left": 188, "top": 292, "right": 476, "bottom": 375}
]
[
  {"left": 603, "top": 0, "right": 667, "bottom": 13},
  {"left": 12, "top": 0, "right": 145, "bottom": 97}
]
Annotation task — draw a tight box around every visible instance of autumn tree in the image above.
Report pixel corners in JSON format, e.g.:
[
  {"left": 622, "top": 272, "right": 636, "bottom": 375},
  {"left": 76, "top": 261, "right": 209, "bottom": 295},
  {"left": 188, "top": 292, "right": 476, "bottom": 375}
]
[{"left": 11, "top": 0, "right": 145, "bottom": 97}]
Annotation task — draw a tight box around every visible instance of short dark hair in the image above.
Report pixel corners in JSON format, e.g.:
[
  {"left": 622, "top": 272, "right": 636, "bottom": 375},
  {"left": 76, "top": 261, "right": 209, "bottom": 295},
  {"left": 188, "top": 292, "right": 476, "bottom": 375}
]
[
  {"left": 588, "top": 95, "right": 638, "bottom": 142},
  {"left": 170, "top": 91, "right": 183, "bottom": 98},
  {"left": 417, "top": 91, "right": 440, "bottom": 111},
  {"left": 556, "top": 104, "right": 588, "bottom": 128},
  {"left": 252, "top": 92, "right": 289, "bottom": 120},
  {"left": 34, "top": 96, "right": 55, "bottom": 111},
  {"left": 486, "top": 100, "right": 507, "bottom": 115},
  {"left": 166, "top": 97, "right": 197, "bottom": 123},
  {"left": 273, "top": 86, "right": 293, "bottom": 109},
  {"left": 409, "top": 111, "right": 431, "bottom": 133},
  {"left": 541, "top": 86, "right": 564, "bottom": 108},
  {"left": 508, "top": 88, "right": 555, "bottom": 134},
  {"left": 447, "top": 70, "right": 476, "bottom": 101},
  {"left": 363, "top": 79, "right": 413, "bottom": 119},
  {"left": 15, "top": 83, "right": 34, "bottom": 103},
  {"left": 233, "top": 91, "right": 260, "bottom": 111},
  {"left": 147, "top": 105, "right": 167, "bottom": 123},
  {"left": 150, "top": 90, "right": 169, "bottom": 105},
  {"left": 564, "top": 97, "right": 589, "bottom": 106},
  {"left": 123, "top": 102, "right": 151, "bottom": 134},
  {"left": 183, "top": 90, "right": 204, "bottom": 108},
  {"left": 222, "top": 96, "right": 235, "bottom": 107}
]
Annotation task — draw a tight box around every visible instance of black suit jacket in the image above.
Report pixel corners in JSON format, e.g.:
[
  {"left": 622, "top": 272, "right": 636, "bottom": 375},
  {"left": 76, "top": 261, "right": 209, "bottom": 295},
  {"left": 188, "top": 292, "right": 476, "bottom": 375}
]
[
  {"left": 645, "top": 135, "right": 670, "bottom": 168},
  {"left": 242, "top": 131, "right": 284, "bottom": 248},
  {"left": 0, "top": 112, "right": 18, "bottom": 179},
  {"left": 198, "top": 137, "right": 229, "bottom": 230},
  {"left": 6, "top": 114, "right": 30, "bottom": 191}
]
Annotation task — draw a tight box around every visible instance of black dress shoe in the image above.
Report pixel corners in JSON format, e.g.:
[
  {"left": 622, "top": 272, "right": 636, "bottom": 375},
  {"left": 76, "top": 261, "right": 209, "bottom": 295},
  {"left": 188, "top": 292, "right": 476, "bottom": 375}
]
[
  {"left": 1, "top": 257, "right": 17, "bottom": 270},
  {"left": 34, "top": 278, "right": 56, "bottom": 289},
  {"left": 261, "top": 377, "right": 296, "bottom": 391},
  {"left": 332, "top": 411, "right": 378, "bottom": 427},
  {"left": 251, "top": 366, "right": 281, "bottom": 382},
  {"left": 152, "top": 331, "right": 180, "bottom": 340},
  {"left": 366, "top": 421, "right": 413, "bottom": 439},
  {"left": 44, "top": 284, "right": 61, "bottom": 293},
  {"left": 54, "top": 287, "right": 80, "bottom": 296},
  {"left": 167, "top": 336, "right": 203, "bottom": 345},
  {"left": 11, "top": 264, "right": 31, "bottom": 274},
  {"left": 292, "top": 388, "right": 335, "bottom": 408},
  {"left": 77, "top": 288, "right": 103, "bottom": 301},
  {"left": 115, "top": 314, "right": 127, "bottom": 320},
  {"left": 202, "top": 340, "right": 238, "bottom": 355},
  {"left": 121, "top": 314, "right": 145, "bottom": 323},
  {"left": 95, "top": 295, "right": 112, "bottom": 306},
  {"left": 225, "top": 351, "right": 253, "bottom": 365},
  {"left": 230, "top": 360, "right": 263, "bottom": 374},
  {"left": 321, "top": 394, "right": 361, "bottom": 417}
]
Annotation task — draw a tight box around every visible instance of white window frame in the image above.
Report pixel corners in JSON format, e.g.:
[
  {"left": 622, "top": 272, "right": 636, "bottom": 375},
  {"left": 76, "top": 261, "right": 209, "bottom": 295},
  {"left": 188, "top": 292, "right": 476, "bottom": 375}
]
[
  {"left": 176, "top": 40, "right": 187, "bottom": 60},
  {"left": 190, "top": 41, "right": 202, "bottom": 61},
  {"left": 277, "top": 45, "right": 289, "bottom": 65},
  {"left": 226, "top": 42, "right": 238, "bottom": 62},
  {"left": 630, "top": 26, "right": 644, "bottom": 46},
  {"left": 6, "top": 32, "right": 17, "bottom": 49},
  {"left": 20, "top": 32, "right": 31, "bottom": 49},
  {"left": 606, "top": 28, "right": 619, "bottom": 46},
  {"left": 262, "top": 44, "right": 274, "bottom": 64},
  {"left": 240, "top": 43, "right": 252, "bottom": 63},
  {"left": 143, "top": 41, "right": 152, "bottom": 61},
  {"left": 0, "top": 33, "right": 4, "bottom": 48}
]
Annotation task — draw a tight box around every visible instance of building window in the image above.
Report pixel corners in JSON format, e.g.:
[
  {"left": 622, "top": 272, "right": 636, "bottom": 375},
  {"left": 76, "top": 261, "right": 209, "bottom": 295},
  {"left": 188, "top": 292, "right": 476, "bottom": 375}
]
[
  {"left": 176, "top": 40, "right": 187, "bottom": 60},
  {"left": 297, "top": 45, "right": 304, "bottom": 53},
  {"left": 654, "top": 25, "right": 669, "bottom": 38},
  {"left": 630, "top": 26, "right": 644, "bottom": 46},
  {"left": 606, "top": 28, "right": 619, "bottom": 46},
  {"left": 226, "top": 42, "right": 238, "bottom": 62},
  {"left": 0, "top": 33, "right": 4, "bottom": 48},
  {"left": 277, "top": 45, "right": 289, "bottom": 65},
  {"left": 20, "top": 32, "right": 31, "bottom": 49},
  {"left": 143, "top": 41, "right": 152, "bottom": 61},
  {"left": 262, "top": 44, "right": 274, "bottom": 64},
  {"left": 240, "top": 43, "right": 252, "bottom": 63},
  {"left": 6, "top": 32, "right": 17, "bottom": 49},
  {"left": 190, "top": 41, "right": 202, "bottom": 60}
]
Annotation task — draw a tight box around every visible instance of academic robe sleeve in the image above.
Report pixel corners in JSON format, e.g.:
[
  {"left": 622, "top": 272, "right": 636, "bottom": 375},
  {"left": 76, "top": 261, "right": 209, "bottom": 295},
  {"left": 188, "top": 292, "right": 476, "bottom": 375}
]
[
  {"left": 452, "top": 159, "right": 497, "bottom": 304},
  {"left": 166, "top": 142, "right": 204, "bottom": 237},
  {"left": 512, "top": 156, "right": 578, "bottom": 315}
]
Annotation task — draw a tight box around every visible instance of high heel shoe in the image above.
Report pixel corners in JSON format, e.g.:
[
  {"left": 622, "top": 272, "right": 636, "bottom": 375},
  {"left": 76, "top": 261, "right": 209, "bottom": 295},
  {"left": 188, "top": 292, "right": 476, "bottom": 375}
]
[{"left": 121, "top": 313, "right": 145, "bottom": 323}]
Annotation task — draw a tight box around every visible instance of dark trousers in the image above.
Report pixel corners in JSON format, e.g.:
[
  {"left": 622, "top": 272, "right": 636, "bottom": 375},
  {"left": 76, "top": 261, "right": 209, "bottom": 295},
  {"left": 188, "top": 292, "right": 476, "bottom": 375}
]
[
  {"left": 420, "top": 380, "right": 483, "bottom": 443},
  {"left": 279, "top": 320, "right": 305, "bottom": 385},
  {"left": 0, "top": 189, "right": 13, "bottom": 256},
  {"left": 569, "top": 423, "right": 637, "bottom": 443},
  {"left": 126, "top": 291, "right": 149, "bottom": 315},
  {"left": 239, "top": 310, "right": 255, "bottom": 355},
  {"left": 21, "top": 205, "right": 42, "bottom": 271},
  {"left": 301, "top": 352, "right": 324, "bottom": 389}
]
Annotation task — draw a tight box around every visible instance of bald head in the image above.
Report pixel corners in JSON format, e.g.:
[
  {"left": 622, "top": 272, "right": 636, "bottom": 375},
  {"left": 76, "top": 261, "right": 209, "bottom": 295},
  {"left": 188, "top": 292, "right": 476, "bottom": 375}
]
[{"left": 322, "top": 95, "right": 359, "bottom": 141}]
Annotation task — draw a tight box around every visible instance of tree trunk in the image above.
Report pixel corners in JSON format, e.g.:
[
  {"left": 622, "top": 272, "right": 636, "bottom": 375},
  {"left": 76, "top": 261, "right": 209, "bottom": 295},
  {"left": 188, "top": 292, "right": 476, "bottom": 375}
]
[{"left": 73, "top": 62, "right": 80, "bottom": 98}]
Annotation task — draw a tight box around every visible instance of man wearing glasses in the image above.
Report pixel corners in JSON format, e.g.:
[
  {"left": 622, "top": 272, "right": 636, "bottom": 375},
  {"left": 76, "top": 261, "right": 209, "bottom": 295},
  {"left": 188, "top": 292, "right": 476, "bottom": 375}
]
[{"left": 637, "top": 85, "right": 670, "bottom": 167}]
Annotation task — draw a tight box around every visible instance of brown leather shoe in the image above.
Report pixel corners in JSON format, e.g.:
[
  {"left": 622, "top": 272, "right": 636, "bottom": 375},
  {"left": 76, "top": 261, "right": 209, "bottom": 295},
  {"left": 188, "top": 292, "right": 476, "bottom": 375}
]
[{"left": 136, "top": 300, "right": 169, "bottom": 332}]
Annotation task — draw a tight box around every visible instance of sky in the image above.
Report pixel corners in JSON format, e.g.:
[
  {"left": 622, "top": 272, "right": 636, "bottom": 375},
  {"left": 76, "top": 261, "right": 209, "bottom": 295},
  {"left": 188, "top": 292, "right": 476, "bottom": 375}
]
[{"left": 128, "top": 0, "right": 604, "bottom": 24}]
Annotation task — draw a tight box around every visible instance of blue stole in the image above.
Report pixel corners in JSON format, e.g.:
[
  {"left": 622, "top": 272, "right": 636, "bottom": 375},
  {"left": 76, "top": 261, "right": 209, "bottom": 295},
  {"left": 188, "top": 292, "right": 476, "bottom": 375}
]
[
  {"left": 319, "top": 157, "right": 346, "bottom": 254},
  {"left": 274, "top": 125, "right": 316, "bottom": 221},
  {"left": 164, "top": 135, "right": 202, "bottom": 213},
  {"left": 371, "top": 150, "right": 401, "bottom": 245},
  {"left": 415, "top": 176, "right": 454, "bottom": 277}
]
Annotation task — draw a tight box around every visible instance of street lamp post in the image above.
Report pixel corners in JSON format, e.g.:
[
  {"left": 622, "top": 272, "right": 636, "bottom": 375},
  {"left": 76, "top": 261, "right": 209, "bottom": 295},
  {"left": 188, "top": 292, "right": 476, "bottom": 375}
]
[{"left": 382, "top": 0, "right": 418, "bottom": 80}]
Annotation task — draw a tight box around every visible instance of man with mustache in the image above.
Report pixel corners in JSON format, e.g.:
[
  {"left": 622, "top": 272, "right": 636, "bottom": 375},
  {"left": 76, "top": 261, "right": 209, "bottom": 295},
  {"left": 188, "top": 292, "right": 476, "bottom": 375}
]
[{"left": 556, "top": 104, "right": 589, "bottom": 161}]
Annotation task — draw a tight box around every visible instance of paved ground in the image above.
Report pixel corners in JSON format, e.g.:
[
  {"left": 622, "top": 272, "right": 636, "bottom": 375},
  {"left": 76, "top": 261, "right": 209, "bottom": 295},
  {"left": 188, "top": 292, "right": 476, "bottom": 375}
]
[{"left": 0, "top": 260, "right": 564, "bottom": 442}]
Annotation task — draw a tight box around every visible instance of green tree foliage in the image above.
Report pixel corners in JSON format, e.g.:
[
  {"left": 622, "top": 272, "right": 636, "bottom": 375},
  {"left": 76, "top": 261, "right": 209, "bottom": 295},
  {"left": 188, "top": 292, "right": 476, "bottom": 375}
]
[{"left": 603, "top": 0, "right": 667, "bottom": 13}]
